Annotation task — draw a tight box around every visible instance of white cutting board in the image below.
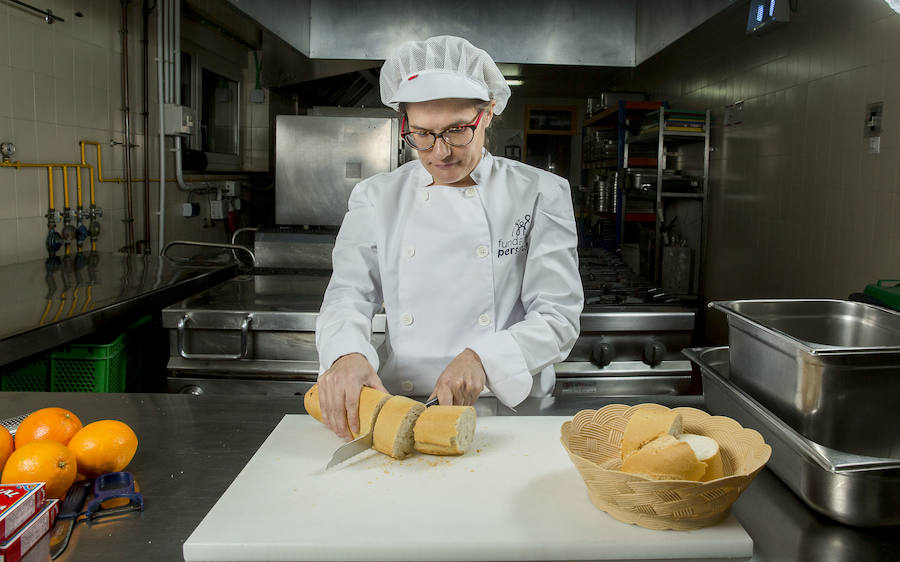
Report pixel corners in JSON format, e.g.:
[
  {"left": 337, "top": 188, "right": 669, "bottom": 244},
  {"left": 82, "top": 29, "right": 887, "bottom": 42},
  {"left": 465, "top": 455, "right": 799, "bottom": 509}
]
[{"left": 184, "top": 416, "right": 752, "bottom": 561}]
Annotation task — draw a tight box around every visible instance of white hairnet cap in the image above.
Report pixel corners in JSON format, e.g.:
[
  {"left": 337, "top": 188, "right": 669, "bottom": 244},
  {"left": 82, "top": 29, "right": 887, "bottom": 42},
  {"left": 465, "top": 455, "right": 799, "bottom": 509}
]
[{"left": 380, "top": 35, "right": 511, "bottom": 115}]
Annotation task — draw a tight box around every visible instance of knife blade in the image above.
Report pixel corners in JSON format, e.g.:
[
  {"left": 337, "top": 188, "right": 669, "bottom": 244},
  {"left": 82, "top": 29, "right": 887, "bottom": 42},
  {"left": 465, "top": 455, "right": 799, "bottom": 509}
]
[
  {"left": 49, "top": 480, "right": 91, "bottom": 559},
  {"left": 325, "top": 432, "right": 373, "bottom": 470}
]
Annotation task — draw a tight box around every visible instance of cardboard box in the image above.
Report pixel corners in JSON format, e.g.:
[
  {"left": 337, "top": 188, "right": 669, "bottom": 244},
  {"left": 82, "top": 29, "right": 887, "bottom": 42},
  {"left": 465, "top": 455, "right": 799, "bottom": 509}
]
[
  {"left": 0, "top": 485, "right": 45, "bottom": 542},
  {"left": 0, "top": 500, "right": 59, "bottom": 562}
]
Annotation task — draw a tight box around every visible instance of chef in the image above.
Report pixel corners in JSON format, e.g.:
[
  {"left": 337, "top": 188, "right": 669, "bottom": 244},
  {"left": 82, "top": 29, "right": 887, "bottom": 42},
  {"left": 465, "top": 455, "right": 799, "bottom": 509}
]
[{"left": 315, "top": 35, "right": 583, "bottom": 439}]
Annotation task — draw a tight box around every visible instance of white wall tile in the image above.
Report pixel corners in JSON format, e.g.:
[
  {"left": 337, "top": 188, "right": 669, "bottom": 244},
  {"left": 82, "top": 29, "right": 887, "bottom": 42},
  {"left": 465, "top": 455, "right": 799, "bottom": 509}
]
[
  {"left": 32, "top": 27, "right": 55, "bottom": 76},
  {"left": 72, "top": 81, "right": 91, "bottom": 128},
  {"left": 17, "top": 216, "right": 45, "bottom": 262},
  {"left": 0, "top": 66, "right": 10, "bottom": 119},
  {"left": 90, "top": 88, "right": 109, "bottom": 131},
  {"left": 10, "top": 118, "right": 37, "bottom": 160},
  {"left": 10, "top": 68, "right": 36, "bottom": 121},
  {"left": 0, "top": 218, "right": 18, "bottom": 265},
  {"left": 15, "top": 169, "right": 41, "bottom": 218},
  {"left": 53, "top": 34, "right": 75, "bottom": 82},
  {"left": 34, "top": 121, "right": 56, "bottom": 161},
  {"left": 0, "top": 171, "right": 16, "bottom": 220},
  {"left": 33, "top": 72, "right": 56, "bottom": 123},
  {"left": 7, "top": 15, "right": 34, "bottom": 71}
]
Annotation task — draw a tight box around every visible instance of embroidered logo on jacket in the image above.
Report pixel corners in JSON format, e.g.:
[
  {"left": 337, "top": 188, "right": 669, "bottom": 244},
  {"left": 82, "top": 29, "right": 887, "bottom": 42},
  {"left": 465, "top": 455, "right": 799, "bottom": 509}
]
[{"left": 497, "top": 214, "right": 531, "bottom": 258}]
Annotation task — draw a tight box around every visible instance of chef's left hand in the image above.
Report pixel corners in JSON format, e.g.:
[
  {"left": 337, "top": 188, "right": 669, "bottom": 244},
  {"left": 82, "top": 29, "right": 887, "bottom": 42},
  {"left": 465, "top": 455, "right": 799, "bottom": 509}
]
[{"left": 429, "top": 348, "right": 486, "bottom": 405}]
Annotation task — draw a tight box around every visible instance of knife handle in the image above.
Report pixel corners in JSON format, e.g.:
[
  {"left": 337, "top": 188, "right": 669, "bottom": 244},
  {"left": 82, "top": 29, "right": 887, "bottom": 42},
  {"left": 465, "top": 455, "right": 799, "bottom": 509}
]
[
  {"left": 58, "top": 480, "right": 91, "bottom": 520},
  {"left": 424, "top": 397, "right": 439, "bottom": 407}
]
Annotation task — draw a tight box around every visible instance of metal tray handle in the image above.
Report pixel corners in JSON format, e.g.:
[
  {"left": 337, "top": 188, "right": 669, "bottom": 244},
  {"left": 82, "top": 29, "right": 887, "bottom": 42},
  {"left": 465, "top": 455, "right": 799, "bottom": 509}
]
[{"left": 177, "top": 313, "right": 252, "bottom": 360}]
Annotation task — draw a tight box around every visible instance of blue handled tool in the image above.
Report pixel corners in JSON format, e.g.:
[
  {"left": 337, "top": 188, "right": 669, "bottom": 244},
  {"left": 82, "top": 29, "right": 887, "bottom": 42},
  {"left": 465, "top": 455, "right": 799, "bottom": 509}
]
[{"left": 81, "top": 471, "right": 144, "bottom": 520}]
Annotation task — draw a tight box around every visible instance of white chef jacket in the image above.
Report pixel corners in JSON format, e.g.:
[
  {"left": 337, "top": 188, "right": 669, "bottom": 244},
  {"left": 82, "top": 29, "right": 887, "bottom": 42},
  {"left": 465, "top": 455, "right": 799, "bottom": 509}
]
[{"left": 315, "top": 149, "right": 583, "bottom": 408}]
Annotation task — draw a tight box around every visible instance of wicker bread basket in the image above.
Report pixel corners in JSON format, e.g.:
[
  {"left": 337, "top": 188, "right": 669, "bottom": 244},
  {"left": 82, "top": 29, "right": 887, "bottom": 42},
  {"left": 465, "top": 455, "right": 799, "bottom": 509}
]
[{"left": 560, "top": 403, "right": 771, "bottom": 531}]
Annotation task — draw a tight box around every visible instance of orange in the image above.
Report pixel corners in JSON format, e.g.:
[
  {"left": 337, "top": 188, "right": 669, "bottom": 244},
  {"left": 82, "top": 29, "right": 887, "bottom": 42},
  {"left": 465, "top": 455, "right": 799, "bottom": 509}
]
[
  {"left": 14, "top": 407, "right": 83, "bottom": 448},
  {"left": 0, "top": 427, "right": 13, "bottom": 471},
  {"left": 1, "top": 440, "right": 77, "bottom": 499},
  {"left": 67, "top": 420, "right": 138, "bottom": 478}
]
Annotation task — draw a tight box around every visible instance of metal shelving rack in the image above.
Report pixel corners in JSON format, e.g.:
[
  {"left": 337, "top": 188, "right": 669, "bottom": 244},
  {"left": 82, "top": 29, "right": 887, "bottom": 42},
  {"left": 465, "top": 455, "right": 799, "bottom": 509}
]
[
  {"left": 624, "top": 107, "right": 711, "bottom": 300},
  {"left": 581, "top": 100, "right": 664, "bottom": 247}
]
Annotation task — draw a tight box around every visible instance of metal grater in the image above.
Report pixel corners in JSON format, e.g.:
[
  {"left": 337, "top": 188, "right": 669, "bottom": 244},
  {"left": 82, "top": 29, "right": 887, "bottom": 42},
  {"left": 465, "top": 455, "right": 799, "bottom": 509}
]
[{"left": 0, "top": 413, "right": 31, "bottom": 437}]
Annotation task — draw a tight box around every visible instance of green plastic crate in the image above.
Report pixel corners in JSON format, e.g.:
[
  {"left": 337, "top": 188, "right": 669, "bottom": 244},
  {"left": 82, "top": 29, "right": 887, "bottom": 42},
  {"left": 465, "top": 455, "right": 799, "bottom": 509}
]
[
  {"left": 1, "top": 355, "right": 51, "bottom": 391},
  {"left": 865, "top": 280, "right": 900, "bottom": 311},
  {"left": 51, "top": 331, "right": 127, "bottom": 393}
]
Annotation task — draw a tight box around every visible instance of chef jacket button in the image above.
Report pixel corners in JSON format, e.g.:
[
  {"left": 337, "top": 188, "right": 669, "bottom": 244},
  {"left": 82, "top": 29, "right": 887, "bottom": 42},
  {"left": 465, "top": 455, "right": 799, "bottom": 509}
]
[
  {"left": 401, "top": 380, "right": 414, "bottom": 392},
  {"left": 400, "top": 313, "right": 414, "bottom": 326},
  {"left": 478, "top": 314, "right": 491, "bottom": 326},
  {"left": 404, "top": 246, "right": 416, "bottom": 258},
  {"left": 476, "top": 245, "right": 489, "bottom": 258},
  {"left": 464, "top": 187, "right": 477, "bottom": 198},
  {"left": 420, "top": 189, "right": 430, "bottom": 201}
]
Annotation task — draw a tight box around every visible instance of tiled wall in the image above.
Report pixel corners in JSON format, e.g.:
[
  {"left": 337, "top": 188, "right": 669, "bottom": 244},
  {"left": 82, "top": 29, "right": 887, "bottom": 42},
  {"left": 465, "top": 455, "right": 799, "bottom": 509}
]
[
  {"left": 0, "top": 0, "right": 262, "bottom": 265},
  {"left": 615, "top": 0, "right": 900, "bottom": 341}
]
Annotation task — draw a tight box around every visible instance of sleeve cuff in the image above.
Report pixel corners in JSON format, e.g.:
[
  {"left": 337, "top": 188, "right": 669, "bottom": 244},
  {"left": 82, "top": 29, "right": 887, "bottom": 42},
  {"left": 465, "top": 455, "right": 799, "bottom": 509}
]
[
  {"left": 468, "top": 331, "right": 533, "bottom": 408},
  {"left": 317, "top": 326, "right": 380, "bottom": 376}
]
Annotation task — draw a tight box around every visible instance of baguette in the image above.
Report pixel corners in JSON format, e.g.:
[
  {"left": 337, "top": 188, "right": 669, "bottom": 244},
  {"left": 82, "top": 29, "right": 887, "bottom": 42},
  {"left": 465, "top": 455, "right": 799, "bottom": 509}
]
[
  {"left": 413, "top": 405, "right": 476, "bottom": 456},
  {"left": 373, "top": 396, "right": 426, "bottom": 459},
  {"left": 620, "top": 434, "right": 707, "bottom": 481},
  {"left": 303, "top": 384, "right": 392, "bottom": 438},
  {"left": 620, "top": 409, "right": 683, "bottom": 460},
  {"left": 676, "top": 433, "right": 724, "bottom": 481}
]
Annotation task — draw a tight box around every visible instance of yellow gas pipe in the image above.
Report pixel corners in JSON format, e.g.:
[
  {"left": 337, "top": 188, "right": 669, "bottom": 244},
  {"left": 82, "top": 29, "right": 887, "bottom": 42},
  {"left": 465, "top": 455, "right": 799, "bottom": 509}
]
[{"left": 3, "top": 140, "right": 250, "bottom": 255}]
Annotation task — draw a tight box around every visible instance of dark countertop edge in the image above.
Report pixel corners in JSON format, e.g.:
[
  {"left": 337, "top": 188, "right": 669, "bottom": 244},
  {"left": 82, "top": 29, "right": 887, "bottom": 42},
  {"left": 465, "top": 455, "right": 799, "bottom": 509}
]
[{"left": 0, "top": 264, "right": 236, "bottom": 367}]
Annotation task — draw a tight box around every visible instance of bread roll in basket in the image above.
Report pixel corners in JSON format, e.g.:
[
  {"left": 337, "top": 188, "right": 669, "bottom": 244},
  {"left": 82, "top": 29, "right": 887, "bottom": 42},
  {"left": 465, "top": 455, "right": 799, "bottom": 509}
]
[{"left": 560, "top": 404, "right": 771, "bottom": 531}]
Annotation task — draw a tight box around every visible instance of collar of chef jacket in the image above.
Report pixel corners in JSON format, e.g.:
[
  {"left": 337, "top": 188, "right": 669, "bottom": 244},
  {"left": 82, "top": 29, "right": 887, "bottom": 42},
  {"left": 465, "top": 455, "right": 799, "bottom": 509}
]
[{"left": 414, "top": 148, "right": 493, "bottom": 187}]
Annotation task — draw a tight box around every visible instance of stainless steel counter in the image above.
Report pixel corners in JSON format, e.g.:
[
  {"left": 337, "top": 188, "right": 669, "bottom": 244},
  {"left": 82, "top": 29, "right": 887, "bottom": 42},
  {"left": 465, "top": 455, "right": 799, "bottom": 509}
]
[
  {"left": 1, "top": 392, "right": 896, "bottom": 561},
  {"left": 0, "top": 253, "right": 236, "bottom": 367}
]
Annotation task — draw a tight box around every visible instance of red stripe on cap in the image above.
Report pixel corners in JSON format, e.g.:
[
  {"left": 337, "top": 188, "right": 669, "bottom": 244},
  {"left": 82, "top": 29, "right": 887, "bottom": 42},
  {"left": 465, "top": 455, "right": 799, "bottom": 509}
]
[{"left": 408, "top": 74, "right": 418, "bottom": 80}]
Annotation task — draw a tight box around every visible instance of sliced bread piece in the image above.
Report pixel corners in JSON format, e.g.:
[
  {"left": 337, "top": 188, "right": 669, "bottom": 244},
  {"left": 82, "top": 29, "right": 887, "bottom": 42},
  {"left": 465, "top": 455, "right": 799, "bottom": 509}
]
[
  {"left": 620, "top": 409, "right": 683, "bottom": 460},
  {"left": 620, "top": 433, "right": 707, "bottom": 481},
  {"left": 303, "top": 384, "right": 392, "bottom": 438},
  {"left": 676, "top": 433, "right": 725, "bottom": 481},
  {"left": 373, "top": 396, "right": 426, "bottom": 459},
  {"left": 413, "top": 405, "right": 477, "bottom": 456}
]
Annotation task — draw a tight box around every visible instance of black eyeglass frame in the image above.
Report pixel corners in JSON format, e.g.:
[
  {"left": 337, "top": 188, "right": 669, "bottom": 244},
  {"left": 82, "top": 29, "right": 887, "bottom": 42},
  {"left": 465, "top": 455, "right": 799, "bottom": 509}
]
[{"left": 399, "top": 110, "right": 485, "bottom": 151}]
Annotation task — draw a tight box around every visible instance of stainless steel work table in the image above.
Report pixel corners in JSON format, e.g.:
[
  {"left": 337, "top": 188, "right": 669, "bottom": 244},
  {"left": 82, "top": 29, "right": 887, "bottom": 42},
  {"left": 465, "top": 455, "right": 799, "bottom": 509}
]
[
  {"left": 0, "top": 392, "right": 897, "bottom": 562},
  {"left": 0, "top": 253, "right": 236, "bottom": 367}
]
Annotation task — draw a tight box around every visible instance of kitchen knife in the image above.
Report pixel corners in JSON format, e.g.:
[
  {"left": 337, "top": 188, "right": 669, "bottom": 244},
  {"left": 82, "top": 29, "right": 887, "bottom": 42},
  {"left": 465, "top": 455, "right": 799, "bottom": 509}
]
[
  {"left": 49, "top": 480, "right": 91, "bottom": 559},
  {"left": 325, "top": 432, "right": 373, "bottom": 470},
  {"left": 325, "top": 397, "right": 439, "bottom": 470}
]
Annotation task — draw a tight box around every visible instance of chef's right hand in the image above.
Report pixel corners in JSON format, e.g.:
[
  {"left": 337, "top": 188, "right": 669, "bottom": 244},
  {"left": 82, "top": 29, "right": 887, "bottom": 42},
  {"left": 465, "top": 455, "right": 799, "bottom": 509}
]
[{"left": 318, "top": 353, "right": 388, "bottom": 441}]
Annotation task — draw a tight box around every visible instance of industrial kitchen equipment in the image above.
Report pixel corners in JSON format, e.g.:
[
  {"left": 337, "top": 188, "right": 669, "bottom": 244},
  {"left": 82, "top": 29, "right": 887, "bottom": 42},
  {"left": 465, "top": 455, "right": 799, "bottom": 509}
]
[{"left": 164, "top": 113, "right": 696, "bottom": 396}]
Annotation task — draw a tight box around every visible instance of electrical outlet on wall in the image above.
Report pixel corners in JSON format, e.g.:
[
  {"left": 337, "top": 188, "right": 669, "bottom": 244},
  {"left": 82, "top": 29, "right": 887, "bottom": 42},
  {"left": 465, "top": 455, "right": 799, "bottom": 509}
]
[{"left": 209, "top": 200, "right": 225, "bottom": 220}]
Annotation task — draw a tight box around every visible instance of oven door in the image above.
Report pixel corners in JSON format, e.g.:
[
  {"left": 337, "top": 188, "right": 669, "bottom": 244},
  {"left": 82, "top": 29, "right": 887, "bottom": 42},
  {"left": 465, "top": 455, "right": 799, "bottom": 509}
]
[{"left": 162, "top": 306, "right": 386, "bottom": 395}]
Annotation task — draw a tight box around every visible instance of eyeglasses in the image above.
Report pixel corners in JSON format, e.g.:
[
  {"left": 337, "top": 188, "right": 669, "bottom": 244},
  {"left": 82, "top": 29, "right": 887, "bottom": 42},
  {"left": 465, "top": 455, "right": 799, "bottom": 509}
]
[{"left": 400, "top": 111, "right": 484, "bottom": 151}]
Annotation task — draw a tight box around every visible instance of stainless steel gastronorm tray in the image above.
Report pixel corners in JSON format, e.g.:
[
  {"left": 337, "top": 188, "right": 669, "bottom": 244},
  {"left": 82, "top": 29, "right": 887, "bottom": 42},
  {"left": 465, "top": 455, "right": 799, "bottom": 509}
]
[
  {"left": 685, "top": 346, "right": 900, "bottom": 527},
  {"left": 709, "top": 299, "right": 900, "bottom": 459}
]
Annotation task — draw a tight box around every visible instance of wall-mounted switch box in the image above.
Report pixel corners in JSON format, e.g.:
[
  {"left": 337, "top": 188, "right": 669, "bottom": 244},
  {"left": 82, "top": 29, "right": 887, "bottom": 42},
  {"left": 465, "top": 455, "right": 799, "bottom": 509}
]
[
  {"left": 209, "top": 200, "right": 225, "bottom": 220},
  {"left": 164, "top": 104, "right": 196, "bottom": 136},
  {"left": 223, "top": 180, "right": 240, "bottom": 197}
]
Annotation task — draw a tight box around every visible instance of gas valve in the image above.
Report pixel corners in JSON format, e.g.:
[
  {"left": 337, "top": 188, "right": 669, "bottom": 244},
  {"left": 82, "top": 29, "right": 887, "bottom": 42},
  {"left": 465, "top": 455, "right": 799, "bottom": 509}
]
[
  {"left": 643, "top": 339, "right": 667, "bottom": 367},
  {"left": 591, "top": 338, "right": 616, "bottom": 367},
  {"left": 45, "top": 230, "right": 62, "bottom": 255}
]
